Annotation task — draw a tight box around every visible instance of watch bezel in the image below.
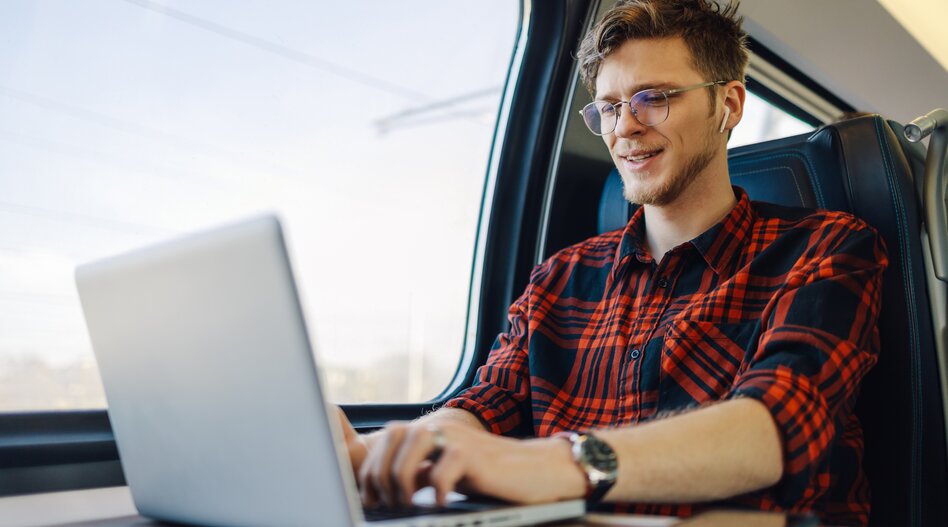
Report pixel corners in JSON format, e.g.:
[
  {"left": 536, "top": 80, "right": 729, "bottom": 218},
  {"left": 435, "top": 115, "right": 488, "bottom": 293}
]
[
  {"left": 564, "top": 432, "right": 618, "bottom": 503},
  {"left": 576, "top": 433, "right": 618, "bottom": 483}
]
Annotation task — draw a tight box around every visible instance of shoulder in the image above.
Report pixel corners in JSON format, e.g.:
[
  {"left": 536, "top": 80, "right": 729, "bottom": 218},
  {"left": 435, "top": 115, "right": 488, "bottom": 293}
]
[
  {"left": 750, "top": 201, "right": 887, "bottom": 263},
  {"left": 753, "top": 200, "right": 864, "bottom": 227}
]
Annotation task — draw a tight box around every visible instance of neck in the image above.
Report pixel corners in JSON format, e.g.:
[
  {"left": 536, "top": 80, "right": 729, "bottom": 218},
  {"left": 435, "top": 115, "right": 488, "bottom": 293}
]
[{"left": 643, "top": 164, "right": 737, "bottom": 264}]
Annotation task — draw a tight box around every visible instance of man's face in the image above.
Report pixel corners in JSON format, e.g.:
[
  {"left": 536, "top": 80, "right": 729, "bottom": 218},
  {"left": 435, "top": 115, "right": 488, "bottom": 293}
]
[{"left": 595, "top": 37, "right": 723, "bottom": 206}]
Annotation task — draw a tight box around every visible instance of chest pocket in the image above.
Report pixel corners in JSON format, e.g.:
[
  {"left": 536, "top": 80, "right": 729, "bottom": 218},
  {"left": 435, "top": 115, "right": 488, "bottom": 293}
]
[{"left": 658, "top": 319, "right": 750, "bottom": 409}]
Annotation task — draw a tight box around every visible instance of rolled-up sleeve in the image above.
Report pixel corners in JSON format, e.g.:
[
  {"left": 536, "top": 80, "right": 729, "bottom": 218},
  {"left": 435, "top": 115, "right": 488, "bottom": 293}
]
[
  {"left": 443, "top": 271, "right": 540, "bottom": 436},
  {"left": 727, "top": 223, "right": 887, "bottom": 505}
]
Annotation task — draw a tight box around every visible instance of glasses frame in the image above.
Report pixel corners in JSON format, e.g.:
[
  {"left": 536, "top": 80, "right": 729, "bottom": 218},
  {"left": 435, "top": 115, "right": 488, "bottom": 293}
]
[{"left": 579, "top": 80, "right": 729, "bottom": 136}]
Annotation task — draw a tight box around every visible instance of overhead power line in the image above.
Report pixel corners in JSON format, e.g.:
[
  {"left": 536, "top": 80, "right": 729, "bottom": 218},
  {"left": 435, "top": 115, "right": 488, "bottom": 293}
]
[
  {"left": 122, "top": 0, "right": 429, "bottom": 102},
  {"left": 0, "top": 85, "right": 310, "bottom": 181},
  {"left": 121, "top": 1, "right": 504, "bottom": 133},
  {"left": 374, "top": 86, "right": 501, "bottom": 133},
  {"left": 0, "top": 198, "right": 174, "bottom": 237}
]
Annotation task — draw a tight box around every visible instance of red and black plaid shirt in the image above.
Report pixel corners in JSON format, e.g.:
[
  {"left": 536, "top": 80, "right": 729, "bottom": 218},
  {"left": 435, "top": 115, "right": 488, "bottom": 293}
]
[{"left": 445, "top": 187, "right": 887, "bottom": 526}]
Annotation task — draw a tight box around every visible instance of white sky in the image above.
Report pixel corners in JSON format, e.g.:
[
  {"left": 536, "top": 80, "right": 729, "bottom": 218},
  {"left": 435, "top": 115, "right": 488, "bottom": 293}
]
[{"left": 0, "top": 0, "right": 519, "bottom": 372}]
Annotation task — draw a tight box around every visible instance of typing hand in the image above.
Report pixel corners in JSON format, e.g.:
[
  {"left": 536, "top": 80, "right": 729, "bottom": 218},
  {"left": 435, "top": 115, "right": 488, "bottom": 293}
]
[
  {"left": 358, "top": 420, "right": 586, "bottom": 508},
  {"left": 335, "top": 406, "right": 369, "bottom": 476}
]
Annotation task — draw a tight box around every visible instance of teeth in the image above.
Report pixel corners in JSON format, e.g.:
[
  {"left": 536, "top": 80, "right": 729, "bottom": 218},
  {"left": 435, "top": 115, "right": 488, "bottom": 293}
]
[{"left": 626, "top": 151, "right": 659, "bottom": 162}]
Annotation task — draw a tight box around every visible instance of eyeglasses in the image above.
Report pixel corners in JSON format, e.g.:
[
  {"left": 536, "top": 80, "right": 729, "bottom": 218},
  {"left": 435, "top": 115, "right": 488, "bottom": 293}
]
[{"left": 579, "top": 80, "right": 728, "bottom": 136}]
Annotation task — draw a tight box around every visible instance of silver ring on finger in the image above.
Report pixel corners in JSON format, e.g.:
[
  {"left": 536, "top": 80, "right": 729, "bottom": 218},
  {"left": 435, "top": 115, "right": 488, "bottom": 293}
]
[{"left": 427, "top": 425, "right": 447, "bottom": 458}]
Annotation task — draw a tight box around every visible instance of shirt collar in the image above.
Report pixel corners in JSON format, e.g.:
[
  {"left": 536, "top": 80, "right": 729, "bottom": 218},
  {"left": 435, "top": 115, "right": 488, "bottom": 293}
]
[
  {"left": 612, "top": 186, "right": 753, "bottom": 277},
  {"left": 613, "top": 204, "right": 650, "bottom": 273},
  {"left": 691, "top": 186, "right": 753, "bottom": 277}
]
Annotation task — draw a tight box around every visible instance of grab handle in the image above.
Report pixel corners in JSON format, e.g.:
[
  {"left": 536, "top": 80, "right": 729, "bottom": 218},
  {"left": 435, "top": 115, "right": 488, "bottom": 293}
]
[{"left": 906, "top": 109, "right": 948, "bottom": 282}]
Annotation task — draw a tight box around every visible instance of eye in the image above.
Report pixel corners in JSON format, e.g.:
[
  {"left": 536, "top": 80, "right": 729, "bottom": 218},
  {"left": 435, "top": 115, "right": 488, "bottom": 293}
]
[
  {"left": 638, "top": 91, "right": 667, "bottom": 107},
  {"left": 596, "top": 101, "right": 618, "bottom": 117}
]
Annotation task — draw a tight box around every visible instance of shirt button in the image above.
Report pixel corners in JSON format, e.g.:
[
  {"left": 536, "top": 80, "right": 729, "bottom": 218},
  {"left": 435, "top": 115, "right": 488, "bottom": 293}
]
[
  {"left": 630, "top": 349, "right": 641, "bottom": 359},
  {"left": 658, "top": 277, "right": 669, "bottom": 288}
]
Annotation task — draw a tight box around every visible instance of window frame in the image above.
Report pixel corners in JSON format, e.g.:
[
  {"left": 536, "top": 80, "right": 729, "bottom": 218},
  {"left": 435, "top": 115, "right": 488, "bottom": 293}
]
[
  {"left": 744, "top": 36, "right": 855, "bottom": 127},
  {"left": 0, "top": 410, "right": 124, "bottom": 495},
  {"left": 0, "top": 0, "right": 597, "bottom": 496}
]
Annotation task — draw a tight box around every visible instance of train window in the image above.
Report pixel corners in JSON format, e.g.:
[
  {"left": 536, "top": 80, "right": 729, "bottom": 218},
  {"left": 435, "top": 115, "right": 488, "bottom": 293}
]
[
  {"left": 729, "top": 90, "right": 814, "bottom": 147},
  {"left": 0, "top": 1, "right": 519, "bottom": 410}
]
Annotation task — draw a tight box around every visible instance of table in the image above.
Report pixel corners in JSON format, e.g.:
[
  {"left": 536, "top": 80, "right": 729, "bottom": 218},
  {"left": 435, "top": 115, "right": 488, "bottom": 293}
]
[{"left": 0, "top": 487, "right": 821, "bottom": 527}]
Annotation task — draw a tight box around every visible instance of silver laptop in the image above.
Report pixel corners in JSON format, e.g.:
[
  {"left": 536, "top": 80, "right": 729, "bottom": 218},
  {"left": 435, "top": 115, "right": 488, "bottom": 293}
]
[{"left": 75, "top": 215, "right": 585, "bottom": 527}]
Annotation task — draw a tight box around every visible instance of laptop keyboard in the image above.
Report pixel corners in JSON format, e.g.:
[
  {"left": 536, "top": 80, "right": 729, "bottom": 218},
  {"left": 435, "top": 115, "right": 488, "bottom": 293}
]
[
  {"left": 363, "top": 498, "right": 505, "bottom": 521},
  {"left": 363, "top": 505, "right": 455, "bottom": 521}
]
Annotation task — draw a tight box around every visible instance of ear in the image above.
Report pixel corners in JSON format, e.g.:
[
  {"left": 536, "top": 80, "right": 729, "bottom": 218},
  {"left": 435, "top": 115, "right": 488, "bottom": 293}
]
[{"left": 719, "top": 80, "right": 746, "bottom": 134}]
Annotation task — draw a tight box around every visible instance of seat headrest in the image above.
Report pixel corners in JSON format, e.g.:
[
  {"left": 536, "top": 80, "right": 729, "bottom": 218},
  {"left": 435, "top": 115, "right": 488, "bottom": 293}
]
[
  {"left": 596, "top": 117, "right": 922, "bottom": 225},
  {"left": 597, "top": 168, "right": 631, "bottom": 234}
]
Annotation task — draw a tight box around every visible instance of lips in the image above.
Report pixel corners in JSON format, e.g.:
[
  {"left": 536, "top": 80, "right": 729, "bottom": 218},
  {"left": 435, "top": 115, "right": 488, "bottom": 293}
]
[
  {"left": 619, "top": 148, "right": 664, "bottom": 170},
  {"left": 625, "top": 150, "right": 661, "bottom": 162}
]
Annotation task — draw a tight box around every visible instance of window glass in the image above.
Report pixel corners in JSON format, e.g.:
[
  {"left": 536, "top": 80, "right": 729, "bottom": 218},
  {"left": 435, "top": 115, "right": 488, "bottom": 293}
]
[
  {"left": 0, "top": 0, "right": 519, "bottom": 410},
  {"left": 729, "top": 90, "right": 814, "bottom": 147}
]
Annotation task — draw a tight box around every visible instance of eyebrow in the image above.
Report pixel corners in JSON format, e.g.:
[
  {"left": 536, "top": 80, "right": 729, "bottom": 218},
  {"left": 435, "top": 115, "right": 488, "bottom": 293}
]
[{"left": 596, "top": 81, "right": 678, "bottom": 101}]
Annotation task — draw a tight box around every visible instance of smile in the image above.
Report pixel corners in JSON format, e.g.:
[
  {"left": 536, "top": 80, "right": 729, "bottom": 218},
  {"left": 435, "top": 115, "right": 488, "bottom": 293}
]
[
  {"left": 625, "top": 151, "right": 661, "bottom": 162},
  {"left": 620, "top": 149, "right": 664, "bottom": 169}
]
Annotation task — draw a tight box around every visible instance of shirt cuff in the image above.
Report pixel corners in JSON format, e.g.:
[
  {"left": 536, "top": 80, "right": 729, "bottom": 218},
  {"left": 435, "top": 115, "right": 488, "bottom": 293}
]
[
  {"left": 443, "top": 383, "right": 526, "bottom": 436},
  {"left": 728, "top": 365, "right": 834, "bottom": 505}
]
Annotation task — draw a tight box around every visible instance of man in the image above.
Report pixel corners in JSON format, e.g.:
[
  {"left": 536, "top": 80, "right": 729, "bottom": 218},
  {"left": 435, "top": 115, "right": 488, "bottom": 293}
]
[{"left": 338, "top": 1, "right": 886, "bottom": 525}]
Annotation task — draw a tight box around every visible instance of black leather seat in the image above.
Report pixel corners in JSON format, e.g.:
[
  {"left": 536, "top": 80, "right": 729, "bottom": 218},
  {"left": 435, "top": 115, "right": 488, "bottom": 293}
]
[{"left": 598, "top": 115, "right": 948, "bottom": 527}]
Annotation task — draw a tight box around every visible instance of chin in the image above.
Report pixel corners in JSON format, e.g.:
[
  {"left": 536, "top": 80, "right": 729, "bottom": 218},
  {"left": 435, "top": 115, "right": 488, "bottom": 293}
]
[
  {"left": 621, "top": 172, "right": 670, "bottom": 205},
  {"left": 625, "top": 177, "right": 696, "bottom": 207}
]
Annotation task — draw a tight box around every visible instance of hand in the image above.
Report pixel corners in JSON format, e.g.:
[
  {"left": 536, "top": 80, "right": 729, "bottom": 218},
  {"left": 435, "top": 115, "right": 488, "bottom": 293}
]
[
  {"left": 358, "top": 420, "right": 586, "bottom": 508},
  {"left": 335, "top": 406, "right": 369, "bottom": 476}
]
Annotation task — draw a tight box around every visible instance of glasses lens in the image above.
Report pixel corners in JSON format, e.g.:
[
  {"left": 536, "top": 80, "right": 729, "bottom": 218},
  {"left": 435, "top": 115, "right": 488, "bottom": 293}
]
[
  {"left": 582, "top": 101, "right": 617, "bottom": 136},
  {"left": 630, "top": 89, "right": 669, "bottom": 126}
]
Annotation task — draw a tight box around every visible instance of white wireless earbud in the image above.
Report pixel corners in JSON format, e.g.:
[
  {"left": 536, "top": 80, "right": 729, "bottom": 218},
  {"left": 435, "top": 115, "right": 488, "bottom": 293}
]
[{"left": 719, "top": 106, "right": 731, "bottom": 134}]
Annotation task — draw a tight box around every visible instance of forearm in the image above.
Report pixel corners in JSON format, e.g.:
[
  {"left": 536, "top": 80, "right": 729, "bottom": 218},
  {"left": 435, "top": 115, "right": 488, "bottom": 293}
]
[
  {"left": 363, "top": 408, "right": 487, "bottom": 450},
  {"left": 418, "top": 407, "right": 489, "bottom": 430},
  {"left": 595, "top": 397, "right": 783, "bottom": 503}
]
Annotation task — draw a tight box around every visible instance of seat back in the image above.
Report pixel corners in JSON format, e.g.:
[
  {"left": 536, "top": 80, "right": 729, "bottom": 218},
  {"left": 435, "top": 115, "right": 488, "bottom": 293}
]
[{"left": 598, "top": 115, "right": 948, "bottom": 527}]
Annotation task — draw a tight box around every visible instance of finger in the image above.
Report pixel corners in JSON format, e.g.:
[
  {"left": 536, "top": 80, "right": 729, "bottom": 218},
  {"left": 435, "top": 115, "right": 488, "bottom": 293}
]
[
  {"left": 347, "top": 436, "right": 369, "bottom": 477},
  {"left": 336, "top": 407, "right": 357, "bottom": 443},
  {"left": 359, "top": 424, "right": 401, "bottom": 507},
  {"left": 428, "top": 447, "right": 466, "bottom": 507},
  {"left": 391, "top": 426, "right": 442, "bottom": 505},
  {"left": 371, "top": 423, "right": 409, "bottom": 507},
  {"left": 358, "top": 430, "right": 385, "bottom": 506},
  {"left": 335, "top": 407, "right": 368, "bottom": 474}
]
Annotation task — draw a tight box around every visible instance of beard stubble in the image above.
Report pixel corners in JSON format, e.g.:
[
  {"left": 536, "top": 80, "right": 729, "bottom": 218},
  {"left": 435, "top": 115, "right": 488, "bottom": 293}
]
[{"left": 621, "top": 120, "right": 719, "bottom": 206}]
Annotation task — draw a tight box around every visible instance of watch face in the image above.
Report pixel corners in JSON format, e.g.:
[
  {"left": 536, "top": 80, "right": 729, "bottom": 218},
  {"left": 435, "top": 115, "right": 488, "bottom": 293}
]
[{"left": 582, "top": 435, "right": 618, "bottom": 480}]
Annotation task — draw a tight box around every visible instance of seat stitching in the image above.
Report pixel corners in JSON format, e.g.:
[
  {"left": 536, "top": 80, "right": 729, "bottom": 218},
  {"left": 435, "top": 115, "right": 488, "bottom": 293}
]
[
  {"left": 730, "top": 151, "right": 825, "bottom": 208},
  {"left": 874, "top": 118, "right": 922, "bottom": 526},
  {"left": 729, "top": 166, "right": 806, "bottom": 206}
]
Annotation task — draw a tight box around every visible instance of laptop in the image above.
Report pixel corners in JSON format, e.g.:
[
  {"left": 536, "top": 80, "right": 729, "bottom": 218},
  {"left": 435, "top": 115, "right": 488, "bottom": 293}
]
[{"left": 75, "top": 215, "right": 585, "bottom": 527}]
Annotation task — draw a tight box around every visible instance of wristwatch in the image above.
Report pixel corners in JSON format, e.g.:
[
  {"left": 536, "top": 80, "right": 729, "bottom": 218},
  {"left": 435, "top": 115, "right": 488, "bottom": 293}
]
[{"left": 557, "top": 432, "right": 618, "bottom": 506}]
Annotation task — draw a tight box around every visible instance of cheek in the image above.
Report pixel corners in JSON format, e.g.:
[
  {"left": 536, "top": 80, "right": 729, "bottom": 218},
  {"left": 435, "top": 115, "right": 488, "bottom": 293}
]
[
  {"left": 661, "top": 126, "right": 689, "bottom": 153},
  {"left": 603, "top": 136, "right": 616, "bottom": 153}
]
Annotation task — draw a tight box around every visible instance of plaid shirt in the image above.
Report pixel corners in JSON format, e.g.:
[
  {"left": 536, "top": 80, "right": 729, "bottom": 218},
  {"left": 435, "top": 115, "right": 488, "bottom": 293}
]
[{"left": 445, "top": 187, "right": 887, "bottom": 526}]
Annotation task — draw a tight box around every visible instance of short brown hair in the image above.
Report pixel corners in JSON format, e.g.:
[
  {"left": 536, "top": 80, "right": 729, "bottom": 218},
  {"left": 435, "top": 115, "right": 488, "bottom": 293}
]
[{"left": 577, "top": 0, "right": 749, "bottom": 98}]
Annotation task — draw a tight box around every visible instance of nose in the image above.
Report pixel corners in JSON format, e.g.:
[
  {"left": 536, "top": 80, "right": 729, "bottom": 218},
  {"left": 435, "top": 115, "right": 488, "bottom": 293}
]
[{"left": 613, "top": 102, "right": 647, "bottom": 138}]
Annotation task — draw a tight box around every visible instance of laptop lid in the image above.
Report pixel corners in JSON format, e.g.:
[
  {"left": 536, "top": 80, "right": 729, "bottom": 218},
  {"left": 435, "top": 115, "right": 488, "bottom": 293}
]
[
  {"left": 76, "top": 215, "right": 585, "bottom": 527},
  {"left": 76, "top": 215, "right": 361, "bottom": 527}
]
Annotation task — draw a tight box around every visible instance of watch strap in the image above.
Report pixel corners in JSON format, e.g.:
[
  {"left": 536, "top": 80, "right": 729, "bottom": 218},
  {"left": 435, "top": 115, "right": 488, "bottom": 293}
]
[
  {"left": 586, "top": 480, "right": 612, "bottom": 507},
  {"left": 554, "top": 431, "right": 617, "bottom": 506}
]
